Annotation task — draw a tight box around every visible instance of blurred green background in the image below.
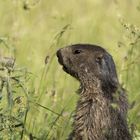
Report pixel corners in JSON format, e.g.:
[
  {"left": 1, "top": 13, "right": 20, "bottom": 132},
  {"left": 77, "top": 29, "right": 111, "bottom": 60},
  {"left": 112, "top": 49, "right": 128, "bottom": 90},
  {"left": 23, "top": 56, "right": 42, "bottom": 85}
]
[{"left": 0, "top": 0, "right": 140, "bottom": 139}]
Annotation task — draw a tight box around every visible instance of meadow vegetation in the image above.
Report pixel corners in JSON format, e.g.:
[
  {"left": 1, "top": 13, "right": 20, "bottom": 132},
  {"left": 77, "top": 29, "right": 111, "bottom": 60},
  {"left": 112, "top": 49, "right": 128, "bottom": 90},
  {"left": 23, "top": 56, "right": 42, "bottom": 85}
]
[{"left": 0, "top": 0, "right": 140, "bottom": 139}]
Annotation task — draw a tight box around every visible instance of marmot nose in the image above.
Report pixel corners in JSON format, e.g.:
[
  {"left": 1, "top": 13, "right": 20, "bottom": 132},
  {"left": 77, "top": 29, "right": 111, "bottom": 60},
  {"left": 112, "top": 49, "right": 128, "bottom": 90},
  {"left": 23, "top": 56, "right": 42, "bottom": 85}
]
[
  {"left": 56, "top": 49, "right": 62, "bottom": 58},
  {"left": 56, "top": 49, "right": 64, "bottom": 64}
]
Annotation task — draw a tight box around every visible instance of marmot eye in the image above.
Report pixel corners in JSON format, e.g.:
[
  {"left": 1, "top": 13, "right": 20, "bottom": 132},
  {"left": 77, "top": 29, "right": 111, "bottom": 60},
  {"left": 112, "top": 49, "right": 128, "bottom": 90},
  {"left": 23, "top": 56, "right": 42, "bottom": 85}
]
[{"left": 73, "top": 50, "right": 82, "bottom": 54}]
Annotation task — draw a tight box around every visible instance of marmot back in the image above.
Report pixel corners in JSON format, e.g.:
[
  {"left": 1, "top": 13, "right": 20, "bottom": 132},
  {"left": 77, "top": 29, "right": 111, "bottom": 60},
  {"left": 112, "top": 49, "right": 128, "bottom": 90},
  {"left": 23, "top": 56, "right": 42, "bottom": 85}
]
[{"left": 57, "top": 44, "right": 132, "bottom": 140}]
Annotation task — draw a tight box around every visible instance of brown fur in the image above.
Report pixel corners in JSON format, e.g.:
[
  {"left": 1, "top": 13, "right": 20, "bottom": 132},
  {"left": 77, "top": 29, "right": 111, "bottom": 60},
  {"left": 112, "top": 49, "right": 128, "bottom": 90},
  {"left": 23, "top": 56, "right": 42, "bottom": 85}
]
[{"left": 56, "top": 44, "right": 132, "bottom": 140}]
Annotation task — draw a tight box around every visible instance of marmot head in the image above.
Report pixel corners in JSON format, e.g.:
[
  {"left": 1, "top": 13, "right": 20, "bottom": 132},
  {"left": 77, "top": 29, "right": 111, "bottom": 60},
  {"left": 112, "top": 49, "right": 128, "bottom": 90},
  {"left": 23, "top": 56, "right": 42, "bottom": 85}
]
[{"left": 57, "top": 44, "right": 119, "bottom": 92}]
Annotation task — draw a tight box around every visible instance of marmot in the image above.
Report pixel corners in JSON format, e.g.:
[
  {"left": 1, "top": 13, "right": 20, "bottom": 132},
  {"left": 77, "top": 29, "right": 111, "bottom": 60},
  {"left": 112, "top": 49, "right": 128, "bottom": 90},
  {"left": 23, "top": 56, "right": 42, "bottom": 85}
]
[{"left": 56, "top": 44, "right": 132, "bottom": 140}]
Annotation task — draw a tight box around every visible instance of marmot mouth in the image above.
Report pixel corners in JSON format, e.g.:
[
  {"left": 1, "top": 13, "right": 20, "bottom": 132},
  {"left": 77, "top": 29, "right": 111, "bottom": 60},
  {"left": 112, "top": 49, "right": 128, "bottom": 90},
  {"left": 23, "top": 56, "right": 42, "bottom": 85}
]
[
  {"left": 57, "top": 50, "right": 77, "bottom": 78},
  {"left": 57, "top": 50, "right": 64, "bottom": 64},
  {"left": 57, "top": 57, "right": 73, "bottom": 75},
  {"left": 56, "top": 52, "right": 69, "bottom": 73}
]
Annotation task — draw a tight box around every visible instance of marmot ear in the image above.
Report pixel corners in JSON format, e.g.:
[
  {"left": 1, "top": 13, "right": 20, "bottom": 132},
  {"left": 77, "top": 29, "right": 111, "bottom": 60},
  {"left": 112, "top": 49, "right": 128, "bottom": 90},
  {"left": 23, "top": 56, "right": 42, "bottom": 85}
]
[
  {"left": 100, "top": 53, "right": 119, "bottom": 92},
  {"left": 95, "top": 54, "right": 103, "bottom": 64}
]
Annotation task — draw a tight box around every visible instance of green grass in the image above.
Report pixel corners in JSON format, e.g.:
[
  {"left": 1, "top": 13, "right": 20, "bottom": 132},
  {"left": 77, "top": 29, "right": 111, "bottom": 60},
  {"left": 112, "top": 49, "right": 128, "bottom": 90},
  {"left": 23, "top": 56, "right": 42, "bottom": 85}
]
[{"left": 0, "top": 0, "right": 140, "bottom": 139}]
